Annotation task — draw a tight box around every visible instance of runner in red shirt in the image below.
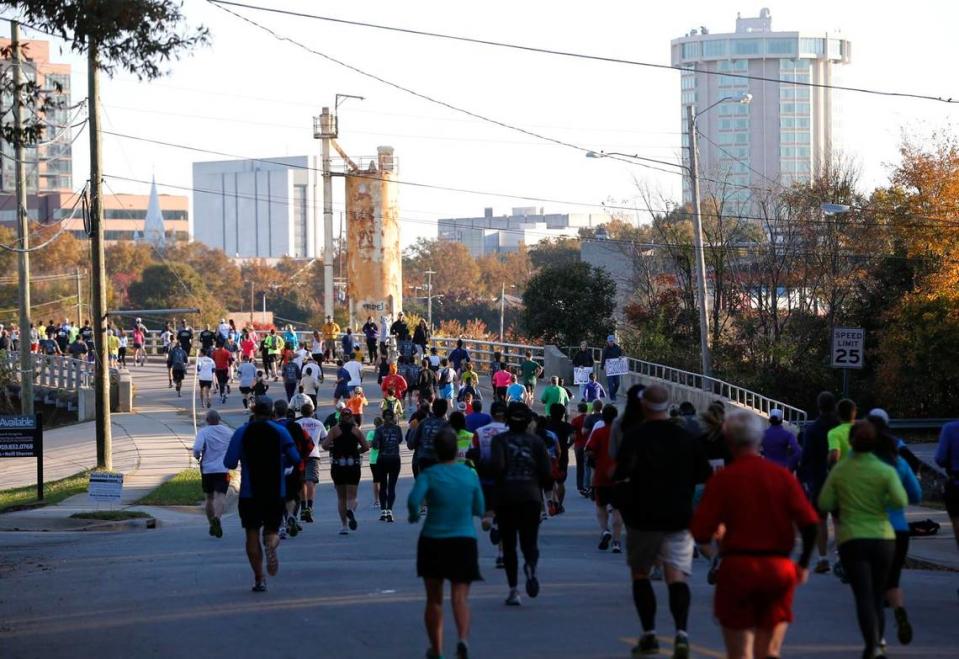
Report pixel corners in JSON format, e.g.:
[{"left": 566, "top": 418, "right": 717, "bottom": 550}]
[
  {"left": 585, "top": 405, "right": 623, "bottom": 553},
  {"left": 380, "top": 363, "right": 408, "bottom": 400},
  {"left": 690, "top": 410, "right": 820, "bottom": 659},
  {"left": 570, "top": 402, "right": 589, "bottom": 495},
  {"left": 240, "top": 332, "right": 257, "bottom": 363},
  {"left": 212, "top": 344, "right": 234, "bottom": 404}
]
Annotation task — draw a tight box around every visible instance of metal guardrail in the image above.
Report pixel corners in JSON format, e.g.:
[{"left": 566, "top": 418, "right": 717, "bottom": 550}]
[{"left": 4, "top": 351, "right": 94, "bottom": 390}]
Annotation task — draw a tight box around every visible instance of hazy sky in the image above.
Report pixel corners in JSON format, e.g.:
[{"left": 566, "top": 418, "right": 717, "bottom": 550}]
[{"left": 5, "top": 0, "right": 959, "bottom": 247}]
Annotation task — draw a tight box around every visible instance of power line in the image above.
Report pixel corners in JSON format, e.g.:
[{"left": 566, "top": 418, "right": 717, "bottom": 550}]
[
  {"left": 206, "top": 1, "right": 686, "bottom": 176},
  {"left": 209, "top": 0, "right": 959, "bottom": 106}
]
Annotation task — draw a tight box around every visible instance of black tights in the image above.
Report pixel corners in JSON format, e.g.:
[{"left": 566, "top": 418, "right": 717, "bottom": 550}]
[
  {"left": 632, "top": 579, "right": 690, "bottom": 633},
  {"left": 496, "top": 502, "right": 541, "bottom": 588},
  {"left": 378, "top": 460, "right": 400, "bottom": 510},
  {"left": 839, "top": 539, "right": 894, "bottom": 655}
]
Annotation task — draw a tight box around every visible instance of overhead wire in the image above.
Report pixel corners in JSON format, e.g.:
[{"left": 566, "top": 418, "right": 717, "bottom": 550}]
[{"left": 209, "top": 0, "right": 959, "bottom": 105}]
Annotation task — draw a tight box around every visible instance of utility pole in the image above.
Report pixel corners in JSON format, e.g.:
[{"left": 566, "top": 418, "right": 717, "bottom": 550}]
[
  {"left": 88, "top": 42, "right": 111, "bottom": 470},
  {"left": 11, "top": 21, "right": 32, "bottom": 417},
  {"left": 249, "top": 281, "right": 254, "bottom": 326},
  {"left": 500, "top": 282, "right": 506, "bottom": 343},
  {"left": 686, "top": 105, "right": 712, "bottom": 380},
  {"left": 424, "top": 270, "right": 435, "bottom": 330},
  {"left": 315, "top": 107, "right": 336, "bottom": 321},
  {"left": 75, "top": 266, "right": 82, "bottom": 327}
]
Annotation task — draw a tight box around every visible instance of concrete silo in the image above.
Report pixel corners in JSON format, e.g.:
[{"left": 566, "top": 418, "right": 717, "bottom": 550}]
[{"left": 345, "top": 146, "right": 402, "bottom": 325}]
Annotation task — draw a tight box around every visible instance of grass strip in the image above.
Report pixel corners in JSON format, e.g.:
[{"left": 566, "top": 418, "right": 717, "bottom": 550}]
[
  {"left": 136, "top": 468, "right": 204, "bottom": 506},
  {"left": 0, "top": 470, "right": 91, "bottom": 513}
]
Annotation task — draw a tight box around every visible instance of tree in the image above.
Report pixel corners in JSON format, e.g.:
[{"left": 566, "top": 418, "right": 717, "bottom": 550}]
[
  {"left": 127, "top": 262, "right": 223, "bottom": 323},
  {"left": 404, "top": 238, "right": 480, "bottom": 295},
  {"left": 529, "top": 236, "right": 580, "bottom": 270},
  {"left": 522, "top": 261, "right": 615, "bottom": 347}
]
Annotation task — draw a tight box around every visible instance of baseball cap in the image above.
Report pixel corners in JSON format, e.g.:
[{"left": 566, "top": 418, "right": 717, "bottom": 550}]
[
  {"left": 252, "top": 396, "right": 273, "bottom": 415},
  {"left": 868, "top": 408, "right": 890, "bottom": 425},
  {"left": 335, "top": 401, "right": 346, "bottom": 410},
  {"left": 769, "top": 408, "right": 784, "bottom": 421},
  {"left": 607, "top": 334, "right": 615, "bottom": 342},
  {"left": 506, "top": 402, "right": 532, "bottom": 424}
]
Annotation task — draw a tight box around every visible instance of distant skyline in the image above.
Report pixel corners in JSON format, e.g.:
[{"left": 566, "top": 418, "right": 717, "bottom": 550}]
[{"left": 2, "top": 0, "right": 958, "bottom": 248}]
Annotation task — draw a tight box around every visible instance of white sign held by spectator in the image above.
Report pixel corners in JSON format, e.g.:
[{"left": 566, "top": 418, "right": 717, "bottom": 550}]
[
  {"left": 604, "top": 357, "right": 629, "bottom": 377},
  {"left": 573, "top": 367, "right": 593, "bottom": 385}
]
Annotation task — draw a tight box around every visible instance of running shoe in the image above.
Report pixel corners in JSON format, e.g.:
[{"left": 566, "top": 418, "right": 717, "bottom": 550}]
[
  {"left": 287, "top": 517, "right": 299, "bottom": 538},
  {"left": 386, "top": 510, "right": 394, "bottom": 522},
  {"left": 505, "top": 589, "right": 521, "bottom": 606},
  {"left": 211, "top": 517, "right": 223, "bottom": 538},
  {"left": 278, "top": 526, "right": 288, "bottom": 540},
  {"left": 814, "top": 558, "right": 831, "bottom": 574},
  {"left": 495, "top": 556, "right": 505, "bottom": 569},
  {"left": 598, "top": 530, "right": 612, "bottom": 551},
  {"left": 632, "top": 632, "right": 659, "bottom": 656},
  {"left": 265, "top": 544, "right": 279, "bottom": 576},
  {"left": 379, "top": 509, "right": 388, "bottom": 521},
  {"left": 611, "top": 541, "right": 622, "bottom": 554},
  {"left": 894, "top": 606, "right": 913, "bottom": 645},
  {"left": 168, "top": 382, "right": 173, "bottom": 388},
  {"left": 672, "top": 633, "right": 690, "bottom": 659},
  {"left": 540, "top": 511, "right": 548, "bottom": 522},
  {"left": 252, "top": 581, "right": 267, "bottom": 593},
  {"left": 338, "top": 527, "right": 349, "bottom": 536},
  {"left": 489, "top": 523, "right": 500, "bottom": 546},
  {"left": 346, "top": 509, "right": 358, "bottom": 531},
  {"left": 208, "top": 520, "right": 216, "bottom": 537},
  {"left": 455, "top": 640, "right": 469, "bottom": 659},
  {"left": 833, "top": 560, "right": 849, "bottom": 584},
  {"left": 523, "top": 563, "right": 539, "bottom": 598}
]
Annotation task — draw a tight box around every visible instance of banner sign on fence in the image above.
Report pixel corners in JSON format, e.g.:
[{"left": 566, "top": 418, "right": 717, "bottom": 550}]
[
  {"left": 573, "top": 367, "right": 593, "bottom": 385},
  {"left": 604, "top": 357, "right": 629, "bottom": 377},
  {"left": 88, "top": 472, "right": 124, "bottom": 503}
]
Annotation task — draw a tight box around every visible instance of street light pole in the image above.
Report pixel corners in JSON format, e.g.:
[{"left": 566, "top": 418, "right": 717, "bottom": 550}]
[{"left": 686, "top": 104, "right": 712, "bottom": 379}]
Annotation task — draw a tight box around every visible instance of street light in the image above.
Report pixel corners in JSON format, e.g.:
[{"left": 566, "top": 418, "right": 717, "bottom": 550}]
[{"left": 584, "top": 91, "right": 751, "bottom": 380}]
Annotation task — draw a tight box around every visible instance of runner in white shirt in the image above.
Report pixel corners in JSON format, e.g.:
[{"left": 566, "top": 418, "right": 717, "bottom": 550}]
[
  {"left": 196, "top": 350, "right": 216, "bottom": 409},
  {"left": 294, "top": 346, "right": 309, "bottom": 368},
  {"left": 192, "top": 409, "right": 233, "bottom": 538},
  {"left": 300, "top": 358, "right": 322, "bottom": 405},
  {"left": 236, "top": 356, "right": 257, "bottom": 409},
  {"left": 289, "top": 386, "right": 312, "bottom": 415},
  {"left": 296, "top": 401, "right": 328, "bottom": 523},
  {"left": 344, "top": 355, "right": 363, "bottom": 388}
]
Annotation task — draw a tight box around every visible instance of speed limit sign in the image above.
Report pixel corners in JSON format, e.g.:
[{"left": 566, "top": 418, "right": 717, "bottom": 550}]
[{"left": 832, "top": 328, "right": 865, "bottom": 369}]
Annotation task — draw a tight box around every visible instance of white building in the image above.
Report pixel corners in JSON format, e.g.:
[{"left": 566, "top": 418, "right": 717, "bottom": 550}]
[
  {"left": 671, "top": 9, "right": 851, "bottom": 205},
  {"left": 437, "top": 207, "right": 611, "bottom": 257},
  {"left": 192, "top": 156, "right": 320, "bottom": 260}
]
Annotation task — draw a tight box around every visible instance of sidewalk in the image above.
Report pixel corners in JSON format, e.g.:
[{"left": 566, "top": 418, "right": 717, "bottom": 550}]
[{"left": 905, "top": 506, "right": 959, "bottom": 571}]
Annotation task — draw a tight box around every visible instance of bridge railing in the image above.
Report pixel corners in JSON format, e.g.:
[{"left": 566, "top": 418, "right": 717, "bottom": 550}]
[
  {"left": 4, "top": 351, "right": 94, "bottom": 390},
  {"left": 568, "top": 345, "right": 806, "bottom": 424}
]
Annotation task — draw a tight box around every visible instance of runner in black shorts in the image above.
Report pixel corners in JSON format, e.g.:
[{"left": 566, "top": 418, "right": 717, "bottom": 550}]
[{"left": 321, "top": 408, "right": 369, "bottom": 535}]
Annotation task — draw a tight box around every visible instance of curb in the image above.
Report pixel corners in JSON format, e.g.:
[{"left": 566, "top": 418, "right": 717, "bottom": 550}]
[{"left": 0, "top": 516, "right": 159, "bottom": 533}]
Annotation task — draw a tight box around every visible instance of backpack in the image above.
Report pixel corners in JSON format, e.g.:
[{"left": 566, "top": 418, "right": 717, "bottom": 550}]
[
  {"left": 908, "top": 518, "right": 940, "bottom": 537},
  {"left": 439, "top": 367, "right": 453, "bottom": 385}
]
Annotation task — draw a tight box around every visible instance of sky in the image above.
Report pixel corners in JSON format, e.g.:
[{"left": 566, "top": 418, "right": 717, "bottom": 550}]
[{"left": 4, "top": 0, "right": 959, "bottom": 248}]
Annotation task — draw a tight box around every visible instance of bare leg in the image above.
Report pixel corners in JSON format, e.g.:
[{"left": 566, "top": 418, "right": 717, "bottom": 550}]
[
  {"left": 424, "top": 578, "right": 444, "bottom": 655},
  {"left": 335, "top": 484, "right": 348, "bottom": 526},
  {"left": 754, "top": 622, "right": 789, "bottom": 658},
  {"left": 610, "top": 508, "right": 623, "bottom": 543},
  {"left": 721, "top": 627, "right": 755, "bottom": 659},
  {"left": 346, "top": 484, "right": 358, "bottom": 514},
  {"left": 596, "top": 503, "right": 609, "bottom": 533},
  {"left": 556, "top": 481, "right": 566, "bottom": 506},
  {"left": 244, "top": 529, "right": 264, "bottom": 583},
  {"left": 212, "top": 491, "right": 226, "bottom": 519},
  {"left": 886, "top": 586, "right": 904, "bottom": 609},
  {"left": 450, "top": 582, "right": 472, "bottom": 645},
  {"left": 205, "top": 493, "right": 216, "bottom": 522}
]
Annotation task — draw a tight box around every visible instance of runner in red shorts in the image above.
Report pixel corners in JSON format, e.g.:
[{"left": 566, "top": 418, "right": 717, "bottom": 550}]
[{"left": 690, "top": 409, "right": 820, "bottom": 659}]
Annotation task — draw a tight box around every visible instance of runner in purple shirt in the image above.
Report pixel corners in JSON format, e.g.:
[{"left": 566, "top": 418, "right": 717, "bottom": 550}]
[{"left": 761, "top": 409, "right": 802, "bottom": 472}]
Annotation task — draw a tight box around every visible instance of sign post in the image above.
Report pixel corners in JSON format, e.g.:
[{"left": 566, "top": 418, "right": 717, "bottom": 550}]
[
  {"left": 0, "top": 414, "right": 43, "bottom": 500},
  {"left": 831, "top": 327, "right": 865, "bottom": 397}
]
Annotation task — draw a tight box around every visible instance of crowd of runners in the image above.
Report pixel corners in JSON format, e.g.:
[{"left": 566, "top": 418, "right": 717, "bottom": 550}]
[{"left": 180, "top": 314, "right": 959, "bottom": 659}]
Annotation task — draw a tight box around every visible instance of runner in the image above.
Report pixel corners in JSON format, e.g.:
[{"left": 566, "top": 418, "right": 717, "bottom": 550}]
[
  {"left": 341, "top": 328, "right": 357, "bottom": 361},
  {"left": 690, "top": 410, "right": 820, "bottom": 659},
  {"left": 470, "top": 401, "right": 508, "bottom": 569},
  {"left": 457, "top": 362, "right": 480, "bottom": 402},
  {"left": 377, "top": 354, "right": 391, "bottom": 385},
  {"left": 381, "top": 362, "right": 408, "bottom": 401},
  {"left": 192, "top": 409, "right": 233, "bottom": 538},
  {"left": 519, "top": 351, "right": 542, "bottom": 397},
  {"left": 175, "top": 319, "right": 193, "bottom": 355},
  {"left": 310, "top": 330, "right": 325, "bottom": 377},
  {"left": 367, "top": 417, "right": 383, "bottom": 509},
  {"left": 437, "top": 358, "right": 457, "bottom": 402},
  {"left": 345, "top": 386, "right": 369, "bottom": 428},
  {"left": 167, "top": 342, "right": 188, "bottom": 397},
  {"left": 295, "top": 401, "right": 327, "bottom": 524},
  {"left": 583, "top": 372, "right": 607, "bottom": 402},
  {"left": 198, "top": 324, "right": 216, "bottom": 355},
  {"left": 448, "top": 411, "right": 476, "bottom": 468},
  {"left": 224, "top": 397, "right": 300, "bottom": 592},
  {"left": 935, "top": 419, "right": 959, "bottom": 549},
  {"left": 491, "top": 361, "right": 511, "bottom": 401},
  {"left": 321, "top": 407, "right": 369, "bottom": 535},
  {"left": 381, "top": 388, "right": 403, "bottom": 420},
  {"left": 344, "top": 351, "right": 363, "bottom": 389},
  {"left": 372, "top": 407, "right": 404, "bottom": 521},
  {"left": 540, "top": 376, "right": 570, "bottom": 412},
  {"left": 761, "top": 409, "right": 802, "bottom": 471},
  {"left": 212, "top": 342, "right": 233, "bottom": 405},
  {"left": 417, "top": 358, "right": 438, "bottom": 403},
  {"left": 408, "top": 426, "right": 483, "bottom": 659},
  {"left": 379, "top": 314, "right": 392, "bottom": 361},
  {"left": 491, "top": 402, "right": 553, "bottom": 606},
  {"left": 465, "top": 400, "right": 491, "bottom": 434},
  {"left": 505, "top": 374, "right": 527, "bottom": 405},
  {"left": 613, "top": 384, "right": 711, "bottom": 658},
  {"left": 106, "top": 329, "right": 118, "bottom": 368},
  {"left": 273, "top": 400, "right": 313, "bottom": 540},
  {"left": 544, "top": 403, "right": 574, "bottom": 515},
  {"left": 408, "top": 399, "right": 449, "bottom": 478},
  {"left": 239, "top": 330, "right": 257, "bottom": 366},
  {"left": 868, "top": 409, "right": 921, "bottom": 647},
  {"left": 132, "top": 320, "right": 147, "bottom": 367},
  {"left": 448, "top": 339, "right": 470, "bottom": 373},
  {"left": 797, "top": 391, "right": 840, "bottom": 574},
  {"left": 586, "top": 405, "right": 622, "bottom": 552},
  {"left": 281, "top": 357, "right": 301, "bottom": 403},
  {"left": 289, "top": 385, "right": 312, "bottom": 416},
  {"left": 333, "top": 360, "right": 350, "bottom": 404},
  {"left": 117, "top": 331, "right": 127, "bottom": 368},
  {"left": 818, "top": 421, "right": 908, "bottom": 659},
  {"left": 196, "top": 349, "right": 216, "bottom": 409},
  {"left": 828, "top": 398, "right": 857, "bottom": 464},
  {"left": 237, "top": 355, "right": 257, "bottom": 409}
]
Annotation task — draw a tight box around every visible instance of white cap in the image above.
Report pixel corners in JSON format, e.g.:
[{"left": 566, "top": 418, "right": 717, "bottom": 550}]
[
  {"left": 868, "top": 408, "right": 890, "bottom": 425},
  {"left": 769, "top": 408, "right": 783, "bottom": 420}
]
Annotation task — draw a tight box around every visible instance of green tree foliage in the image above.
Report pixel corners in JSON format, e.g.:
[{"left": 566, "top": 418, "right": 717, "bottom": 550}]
[
  {"left": 522, "top": 261, "right": 615, "bottom": 346},
  {"left": 127, "top": 262, "right": 223, "bottom": 323}
]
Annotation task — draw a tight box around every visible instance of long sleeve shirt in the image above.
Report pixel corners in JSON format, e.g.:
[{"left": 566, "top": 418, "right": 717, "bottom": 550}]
[
  {"left": 407, "top": 462, "right": 485, "bottom": 538},
  {"left": 887, "top": 454, "right": 922, "bottom": 532},
  {"left": 761, "top": 425, "right": 802, "bottom": 471},
  {"left": 935, "top": 421, "right": 959, "bottom": 478},
  {"left": 818, "top": 451, "right": 908, "bottom": 544}
]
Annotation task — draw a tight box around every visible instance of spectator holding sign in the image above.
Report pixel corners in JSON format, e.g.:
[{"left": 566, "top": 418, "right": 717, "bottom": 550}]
[
  {"left": 600, "top": 335, "right": 624, "bottom": 402},
  {"left": 572, "top": 341, "right": 594, "bottom": 400}
]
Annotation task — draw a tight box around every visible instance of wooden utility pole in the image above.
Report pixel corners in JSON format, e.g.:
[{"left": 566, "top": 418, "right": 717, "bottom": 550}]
[
  {"left": 75, "top": 266, "right": 82, "bottom": 326},
  {"left": 11, "top": 21, "right": 33, "bottom": 417},
  {"left": 88, "top": 42, "right": 111, "bottom": 470}
]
